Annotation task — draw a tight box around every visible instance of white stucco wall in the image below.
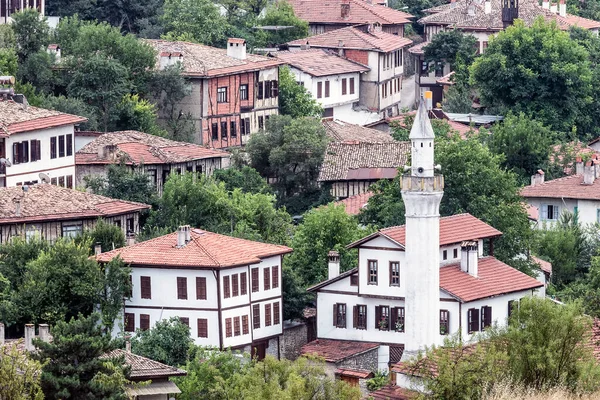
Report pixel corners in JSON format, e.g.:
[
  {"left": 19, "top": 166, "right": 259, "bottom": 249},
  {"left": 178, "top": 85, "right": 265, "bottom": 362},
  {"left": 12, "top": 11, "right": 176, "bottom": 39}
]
[
  {"left": 524, "top": 197, "right": 580, "bottom": 228},
  {"left": 357, "top": 236, "right": 406, "bottom": 298},
  {"left": 290, "top": 67, "right": 361, "bottom": 110}
]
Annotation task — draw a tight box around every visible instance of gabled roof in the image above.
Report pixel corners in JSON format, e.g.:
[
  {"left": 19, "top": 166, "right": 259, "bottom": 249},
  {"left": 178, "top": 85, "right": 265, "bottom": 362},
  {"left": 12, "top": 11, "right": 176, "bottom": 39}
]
[
  {"left": 287, "top": 0, "right": 413, "bottom": 26},
  {"left": 104, "top": 349, "right": 187, "bottom": 380},
  {"left": 96, "top": 228, "right": 292, "bottom": 268},
  {"left": 323, "top": 120, "right": 394, "bottom": 143},
  {"left": 532, "top": 256, "right": 552, "bottom": 275},
  {"left": 301, "top": 339, "right": 379, "bottom": 363},
  {"left": 144, "top": 40, "right": 283, "bottom": 78},
  {"left": 307, "top": 267, "right": 358, "bottom": 292},
  {"left": 76, "top": 130, "right": 229, "bottom": 165},
  {"left": 274, "top": 49, "right": 369, "bottom": 77},
  {"left": 0, "top": 100, "right": 87, "bottom": 137},
  {"left": 288, "top": 26, "right": 413, "bottom": 53},
  {"left": 348, "top": 213, "right": 502, "bottom": 249},
  {"left": 333, "top": 191, "right": 374, "bottom": 215},
  {"left": 0, "top": 184, "right": 150, "bottom": 224},
  {"left": 318, "top": 141, "right": 410, "bottom": 182},
  {"left": 520, "top": 174, "right": 600, "bottom": 201}
]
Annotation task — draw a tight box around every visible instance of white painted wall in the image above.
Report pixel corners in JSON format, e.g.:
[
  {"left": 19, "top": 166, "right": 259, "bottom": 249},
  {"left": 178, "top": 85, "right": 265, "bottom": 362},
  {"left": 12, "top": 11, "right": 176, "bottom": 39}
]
[
  {"left": 252, "top": 298, "right": 283, "bottom": 341},
  {"left": 357, "top": 236, "right": 406, "bottom": 298},
  {"left": 250, "top": 255, "right": 282, "bottom": 302},
  {"left": 524, "top": 197, "right": 581, "bottom": 228},
  {"left": 290, "top": 67, "right": 361, "bottom": 109}
]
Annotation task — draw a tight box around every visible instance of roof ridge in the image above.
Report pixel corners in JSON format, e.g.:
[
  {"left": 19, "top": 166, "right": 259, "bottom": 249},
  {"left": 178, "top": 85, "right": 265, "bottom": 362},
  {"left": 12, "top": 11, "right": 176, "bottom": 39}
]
[{"left": 189, "top": 232, "right": 223, "bottom": 267}]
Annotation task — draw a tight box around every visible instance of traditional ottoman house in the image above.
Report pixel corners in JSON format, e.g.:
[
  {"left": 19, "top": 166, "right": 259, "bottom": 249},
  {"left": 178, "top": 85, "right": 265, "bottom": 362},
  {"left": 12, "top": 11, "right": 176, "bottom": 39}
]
[
  {"left": 304, "top": 99, "right": 543, "bottom": 378},
  {"left": 0, "top": 0, "right": 44, "bottom": 24},
  {"left": 96, "top": 226, "right": 292, "bottom": 360}
]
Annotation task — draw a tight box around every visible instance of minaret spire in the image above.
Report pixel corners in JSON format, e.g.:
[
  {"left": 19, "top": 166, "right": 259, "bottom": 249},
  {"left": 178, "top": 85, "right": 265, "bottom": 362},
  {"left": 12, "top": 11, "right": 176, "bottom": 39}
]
[{"left": 401, "top": 95, "right": 444, "bottom": 359}]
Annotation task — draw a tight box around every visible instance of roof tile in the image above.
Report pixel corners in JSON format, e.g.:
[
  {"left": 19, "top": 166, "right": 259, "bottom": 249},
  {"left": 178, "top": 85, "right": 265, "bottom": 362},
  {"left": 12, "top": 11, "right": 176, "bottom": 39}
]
[
  {"left": 333, "top": 191, "right": 374, "bottom": 215},
  {"left": 520, "top": 174, "right": 600, "bottom": 201},
  {"left": 0, "top": 100, "right": 87, "bottom": 136},
  {"left": 301, "top": 339, "right": 379, "bottom": 362},
  {"left": 288, "top": 0, "right": 413, "bottom": 25},
  {"left": 274, "top": 49, "right": 369, "bottom": 76},
  {"left": 104, "top": 349, "right": 186, "bottom": 379},
  {"left": 324, "top": 120, "right": 395, "bottom": 142}
]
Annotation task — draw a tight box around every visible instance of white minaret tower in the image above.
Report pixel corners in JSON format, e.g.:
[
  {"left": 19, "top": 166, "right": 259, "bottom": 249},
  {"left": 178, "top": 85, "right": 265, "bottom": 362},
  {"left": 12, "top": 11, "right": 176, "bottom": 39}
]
[{"left": 401, "top": 95, "right": 444, "bottom": 360}]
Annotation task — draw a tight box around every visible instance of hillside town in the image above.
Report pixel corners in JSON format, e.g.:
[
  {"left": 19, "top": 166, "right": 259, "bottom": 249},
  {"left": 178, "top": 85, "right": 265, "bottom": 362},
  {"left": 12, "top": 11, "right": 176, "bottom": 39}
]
[{"left": 2, "top": 0, "right": 600, "bottom": 399}]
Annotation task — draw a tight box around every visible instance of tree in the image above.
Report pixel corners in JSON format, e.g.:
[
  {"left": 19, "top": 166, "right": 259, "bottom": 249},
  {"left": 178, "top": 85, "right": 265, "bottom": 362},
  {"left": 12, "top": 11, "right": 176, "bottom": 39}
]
[
  {"left": 114, "top": 94, "right": 168, "bottom": 137},
  {"left": 278, "top": 66, "right": 323, "bottom": 118},
  {"left": 0, "top": 47, "right": 17, "bottom": 76},
  {"left": 0, "top": 343, "right": 44, "bottom": 400},
  {"left": 213, "top": 166, "right": 273, "bottom": 194},
  {"left": 161, "top": 0, "right": 228, "bottom": 46},
  {"left": 34, "top": 313, "right": 130, "bottom": 400},
  {"left": 424, "top": 29, "right": 478, "bottom": 69},
  {"left": 99, "top": 257, "right": 132, "bottom": 332},
  {"left": 16, "top": 50, "right": 55, "bottom": 94},
  {"left": 257, "top": 2, "right": 309, "bottom": 46},
  {"left": 41, "top": 94, "right": 99, "bottom": 131},
  {"left": 84, "top": 163, "right": 157, "bottom": 205},
  {"left": 10, "top": 9, "right": 50, "bottom": 62},
  {"left": 556, "top": 255, "right": 600, "bottom": 318},
  {"left": 85, "top": 219, "right": 127, "bottom": 255},
  {"left": 131, "top": 317, "right": 193, "bottom": 367},
  {"left": 470, "top": 18, "right": 592, "bottom": 133},
  {"left": 0, "top": 236, "right": 48, "bottom": 294}
]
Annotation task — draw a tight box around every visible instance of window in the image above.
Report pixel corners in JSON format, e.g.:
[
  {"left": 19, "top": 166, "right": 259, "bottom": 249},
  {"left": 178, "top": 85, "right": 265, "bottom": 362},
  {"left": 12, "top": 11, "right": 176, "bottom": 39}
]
[
  {"left": 240, "top": 118, "right": 250, "bottom": 136},
  {"left": 12, "top": 142, "right": 28, "bottom": 164},
  {"left": 382, "top": 83, "right": 387, "bottom": 99},
  {"left": 30, "top": 140, "right": 41, "bottom": 161},
  {"left": 50, "top": 136, "right": 57, "bottom": 159},
  {"left": 232, "top": 274, "right": 239, "bottom": 297},
  {"left": 140, "top": 276, "right": 151, "bottom": 299},
  {"left": 508, "top": 299, "right": 519, "bottom": 321},
  {"left": 368, "top": 260, "right": 378, "bottom": 285},
  {"left": 392, "top": 307, "right": 405, "bottom": 332},
  {"left": 349, "top": 78, "right": 355, "bottom": 94},
  {"left": 223, "top": 275, "right": 231, "bottom": 298},
  {"left": 217, "top": 87, "right": 228, "bottom": 103},
  {"left": 177, "top": 277, "right": 187, "bottom": 300},
  {"left": 273, "top": 302, "right": 280, "bottom": 325},
  {"left": 242, "top": 315, "right": 249, "bottom": 334},
  {"left": 51, "top": 177, "right": 57, "bottom": 185},
  {"left": 421, "top": 61, "right": 429, "bottom": 76},
  {"left": 271, "top": 80, "right": 278, "bottom": 97},
  {"left": 322, "top": 107, "right": 333, "bottom": 118},
  {"left": 59, "top": 135, "right": 65, "bottom": 157},
  {"left": 62, "top": 222, "right": 82, "bottom": 238},
  {"left": 225, "top": 318, "right": 232, "bottom": 337},
  {"left": 317, "top": 81, "right": 323, "bottom": 98},
  {"left": 240, "top": 272, "right": 247, "bottom": 295},
  {"left": 264, "top": 268, "right": 270, "bottom": 290},
  {"left": 482, "top": 41, "right": 488, "bottom": 52},
  {"left": 234, "top": 316, "right": 241, "bottom": 336},
  {"left": 257, "top": 81, "right": 264, "bottom": 99},
  {"left": 265, "top": 303, "right": 272, "bottom": 326},
  {"left": 350, "top": 275, "right": 358, "bottom": 286},
  {"left": 198, "top": 318, "right": 208, "bottom": 338},
  {"left": 127, "top": 218, "right": 134, "bottom": 234},
  {"left": 354, "top": 305, "right": 367, "bottom": 329},
  {"left": 375, "top": 305, "right": 390, "bottom": 331},
  {"left": 140, "top": 314, "right": 150, "bottom": 331},
  {"left": 390, "top": 261, "right": 400, "bottom": 286},
  {"left": 221, "top": 121, "right": 228, "bottom": 138},
  {"left": 253, "top": 304, "right": 260, "bottom": 329},
  {"left": 542, "top": 204, "right": 559, "bottom": 221},
  {"left": 196, "top": 277, "right": 207, "bottom": 300},
  {"left": 263, "top": 80, "right": 271, "bottom": 99},
  {"left": 443, "top": 250, "right": 448, "bottom": 260},
  {"left": 66, "top": 134, "right": 73, "bottom": 156},
  {"left": 334, "top": 303, "right": 346, "bottom": 328},
  {"left": 341, "top": 78, "right": 347, "bottom": 95},
  {"left": 453, "top": 248, "right": 458, "bottom": 258},
  {"left": 125, "top": 313, "right": 135, "bottom": 332},
  {"left": 481, "top": 306, "right": 492, "bottom": 329},
  {"left": 258, "top": 116, "right": 264, "bottom": 130},
  {"left": 272, "top": 266, "right": 279, "bottom": 289},
  {"left": 240, "top": 84, "right": 249, "bottom": 100},
  {"left": 180, "top": 317, "right": 189, "bottom": 326},
  {"left": 467, "top": 308, "right": 479, "bottom": 333},
  {"left": 251, "top": 268, "right": 259, "bottom": 292},
  {"left": 395, "top": 49, "right": 402, "bottom": 67},
  {"left": 211, "top": 123, "right": 218, "bottom": 140},
  {"left": 435, "top": 62, "right": 444, "bottom": 77},
  {"left": 324, "top": 81, "right": 330, "bottom": 97},
  {"left": 440, "top": 310, "right": 450, "bottom": 335},
  {"left": 58, "top": 176, "right": 65, "bottom": 187},
  {"left": 25, "top": 225, "right": 40, "bottom": 241},
  {"left": 230, "top": 121, "right": 237, "bottom": 138}
]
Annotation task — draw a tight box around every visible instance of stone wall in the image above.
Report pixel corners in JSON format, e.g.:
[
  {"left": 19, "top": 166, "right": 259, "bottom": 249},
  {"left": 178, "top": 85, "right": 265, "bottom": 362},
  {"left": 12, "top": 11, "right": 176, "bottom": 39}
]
[
  {"left": 338, "top": 347, "right": 379, "bottom": 372},
  {"left": 280, "top": 321, "right": 308, "bottom": 361}
]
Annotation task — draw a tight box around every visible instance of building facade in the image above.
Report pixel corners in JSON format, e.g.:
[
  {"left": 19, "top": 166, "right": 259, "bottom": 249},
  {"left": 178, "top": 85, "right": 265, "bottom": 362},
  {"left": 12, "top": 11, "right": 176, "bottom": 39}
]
[{"left": 0, "top": 0, "right": 44, "bottom": 24}]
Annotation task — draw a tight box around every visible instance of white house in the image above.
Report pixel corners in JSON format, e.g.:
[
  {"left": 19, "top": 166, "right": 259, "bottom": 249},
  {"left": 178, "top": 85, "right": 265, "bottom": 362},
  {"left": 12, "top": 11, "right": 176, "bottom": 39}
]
[
  {"left": 0, "top": 0, "right": 44, "bottom": 24},
  {"left": 96, "top": 226, "right": 292, "bottom": 360},
  {"left": 0, "top": 98, "right": 87, "bottom": 188},
  {"left": 304, "top": 100, "right": 543, "bottom": 380}
]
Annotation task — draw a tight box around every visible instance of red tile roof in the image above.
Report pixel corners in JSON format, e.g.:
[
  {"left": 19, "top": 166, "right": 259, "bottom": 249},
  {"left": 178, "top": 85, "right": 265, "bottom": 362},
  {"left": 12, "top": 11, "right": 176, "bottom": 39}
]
[
  {"left": 104, "top": 349, "right": 186, "bottom": 380},
  {"left": 335, "top": 368, "right": 373, "bottom": 379},
  {"left": 408, "top": 40, "right": 429, "bottom": 55},
  {"left": 436, "top": 71, "right": 455, "bottom": 85},
  {"left": 0, "top": 100, "right": 87, "bottom": 136},
  {"left": 301, "top": 339, "right": 379, "bottom": 362},
  {"left": 0, "top": 184, "right": 150, "bottom": 224},
  {"left": 532, "top": 256, "right": 552, "bottom": 275},
  {"left": 96, "top": 228, "right": 292, "bottom": 268},
  {"left": 333, "top": 191, "right": 374, "bottom": 215},
  {"left": 274, "top": 49, "right": 369, "bottom": 76},
  {"left": 526, "top": 204, "right": 539, "bottom": 221},
  {"left": 439, "top": 256, "right": 543, "bottom": 302},
  {"left": 520, "top": 174, "right": 600, "bottom": 201},
  {"left": 368, "top": 385, "right": 418, "bottom": 400},
  {"left": 288, "top": 26, "right": 413, "bottom": 53},
  {"left": 324, "top": 120, "right": 395, "bottom": 142},
  {"left": 288, "top": 0, "right": 413, "bottom": 26}
]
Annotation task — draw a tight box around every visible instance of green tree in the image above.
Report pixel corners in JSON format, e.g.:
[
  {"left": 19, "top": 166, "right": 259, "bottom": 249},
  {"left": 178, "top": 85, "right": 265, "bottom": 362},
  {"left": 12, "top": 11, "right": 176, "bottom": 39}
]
[
  {"left": 161, "top": 0, "right": 228, "bottom": 46},
  {"left": 0, "top": 343, "right": 44, "bottom": 400},
  {"left": 17, "top": 50, "right": 55, "bottom": 94},
  {"left": 99, "top": 257, "right": 132, "bottom": 332},
  {"left": 0, "top": 47, "right": 17, "bottom": 76},
  {"left": 131, "top": 317, "right": 193, "bottom": 367},
  {"left": 10, "top": 8, "right": 50, "bottom": 62},
  {"left": 34, "top": 313, "right": 130, "bottom": 400},
  {"left": 213, "top": 166, "right": 273, "bottom": 194},
  {"left": 556, "top": 255, "right": 600, "bottom": 318},
  {"left": 257, "top": 2, "right": 309, "bottom": 46},
  {"left": 84, "top": 163, "right": 157, "bottom": 205},
  {"left": 278, "top": 66, "right": 323, "bottom": 118},
  {"left": 85, "top": 219, "right": 127, "bottom": 254},
  {"left": 470, "top": 18, "right": 592, "bottom": 133},
  {"left": 0, "top": 236, "right": 49, "bottom": 293},
  {"left": 41, "top": 94, "right": 99, "bottom": 131},
  {"left": 114, "top": 94, "right": 168, "bottom": 137},
  {"left": 424, "top": 29, "right": 478, "bottom": 69}
]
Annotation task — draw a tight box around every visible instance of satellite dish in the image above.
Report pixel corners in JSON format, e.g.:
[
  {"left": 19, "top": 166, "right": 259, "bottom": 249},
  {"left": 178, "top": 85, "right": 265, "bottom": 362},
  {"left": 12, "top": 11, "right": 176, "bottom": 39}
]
[
  {"left": 0, "top": 158, "right": 11, "bottom": 167},
  {"left": 39, "top": 172, "right": 51, "bottom": 184}
]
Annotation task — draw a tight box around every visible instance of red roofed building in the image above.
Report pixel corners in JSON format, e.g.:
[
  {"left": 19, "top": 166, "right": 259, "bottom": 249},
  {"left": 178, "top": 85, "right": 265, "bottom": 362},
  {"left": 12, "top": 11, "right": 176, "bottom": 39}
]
[
  {"left": 333, "top": 191, "right": 374, "bottom": 215},
  {"left": 96, "top": 226, "right": 292, "bottom": 358},
  {"left": 75, "top": 130, "right": 230, "bottom": 194}
]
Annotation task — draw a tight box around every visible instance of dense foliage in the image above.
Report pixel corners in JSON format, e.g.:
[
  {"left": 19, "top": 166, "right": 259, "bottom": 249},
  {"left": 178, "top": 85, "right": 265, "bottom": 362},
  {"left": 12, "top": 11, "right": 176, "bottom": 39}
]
[{"left": 131, "top": 317, "right": 193, "bottom": 367}]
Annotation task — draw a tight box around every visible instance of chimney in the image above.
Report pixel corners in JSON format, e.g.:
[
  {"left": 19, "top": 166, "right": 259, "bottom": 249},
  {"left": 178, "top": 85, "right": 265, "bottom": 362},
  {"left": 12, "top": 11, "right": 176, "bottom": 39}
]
[
  {"left": 485, "top": 0, "right": 491, "bottom": 14},
  {"left": 94, "top": 243, "right": 102, "bottom": 255},
  {"left": 328, "top": 251, "right": 340, "bottom": 280},
  {"left": 460, "top": 241, "right": 479, "bottom": 277},
  {"left": 559, "top": 0, "right": 566, "bottom": 15},
  {"left": 584, "top": 161, "right": 595, "bottom": 185},
  {"left": 300, "top": 43, "right": 310, "bottom": 50},
  {"left": 341, "top": 0, "right": 350, "bottom": 18},
  {"left": 0, "top": 323, "right": 4, "bottom": 346},
  {"left": 542, "top": 0, "right": 549, "bottom": 9},
  {"left": 47, "top": 44, "right": 61, "bottom": 63},
  {"left": 576, "top": 156, "right": 584, "bottom": 175},
  {"left": 177, "top": 226, "right": 188, "bottom": 247},
  {"left": 227, "top": 38, "right": 247, "bottom": 60},
  {"left": 13, "top": 198, "right": 21, "bottom": 217},
  {"left": 125, "top": 334, "right": 132, "bottom": 352},
  {"left": 24, "top": 324, "right": 34, "bottom": 351},
  {"left": 550, "top": 2, "right": 557, "bottom": 13},
  {"left": 126, "top": 234, "right": 136, "bottom": 247},
  {"left": 39, "top": 324, "right": 50, "bottom": 343},
  {"left": 530, "top": 169, "right": 545, "bottom": 186}
]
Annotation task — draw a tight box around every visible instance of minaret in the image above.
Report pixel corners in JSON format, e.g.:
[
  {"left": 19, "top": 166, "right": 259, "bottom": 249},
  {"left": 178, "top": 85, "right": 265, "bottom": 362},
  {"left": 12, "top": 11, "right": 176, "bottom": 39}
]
[{"left": 401, "top": 95, "right": 444, "bottom": 359}]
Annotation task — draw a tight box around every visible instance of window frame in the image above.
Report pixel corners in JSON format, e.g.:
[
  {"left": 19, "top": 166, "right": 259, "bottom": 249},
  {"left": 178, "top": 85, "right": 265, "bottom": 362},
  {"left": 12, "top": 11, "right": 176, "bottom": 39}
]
[
  {"left": 198, "top": 318, "right": 208, "bottom": 338},
  {"left": 354, "top": 304, "right": 367, "bottom": 330},
  {"left": 240, "top": 272, "right": 247, "bottom": 295},
  {"left": 389, "top": 261, "right": 400, "bottom": 286},
  {"left": 196, "top": 277, "right": 207, "bottom": 300},
  {"left": 265, "top": 303, "right": 272, "bottom": 326},
  {"left": 271, "top": 266, "right": 279, "bottom": 289},
  {"left": 232, "top": 273, "right": 239, "bottom": 297},
  {"left": 368, "top": 259, "right": 378, "bottom": 285},
  {"left": 334, "top": 303, "right": 346, "bottom": 328},
  {"left": 251, "top": 268, "right": 259, "bottom": 292},
  {"left": 140, "top": 276, "right": 151, "bottom": 299},
  {"left": 223, "top": 275, "right": 231, "bottom": 298},
  {"left": 177, "top": 277, "right": 188, "bottom": 300},
  {"left": 273, "top": 302, "right": 280, "bottom": 325},
  {"left": 240, "top": 84, "right": 249, "bottom": 100},
  {"left": 140, "top": 314, "right": 150, "bottom": 331},
  {"left": 263, "top": 267, "right": 271, "bottom": 290},
  {"left": 440, "top": 309, "right": 450, "bottom": 335},
  {"left": 217, "top": 87, "right": 228, "bottom": 103},
  {"left": 253, "top": 304, "right": 260, "bottom": 329},
  {"left": 225, "top": 318, "right": 232, "bottom": 337}
]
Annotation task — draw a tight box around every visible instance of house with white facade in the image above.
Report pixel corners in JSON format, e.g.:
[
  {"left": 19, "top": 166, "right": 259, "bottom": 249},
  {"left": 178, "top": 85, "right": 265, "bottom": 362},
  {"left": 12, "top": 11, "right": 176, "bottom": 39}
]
[
  {"left": 0, "top": 98, "right": 87, "bottom": 188},
  {"left": 287, "top": 26, "right": 413, "bottom": 118},
  {"left": 303, "top": 99, "right": 543, "bottom": 382},
  {"left": 274, "top": 49, "right": 378, "bottom": 124},
  {"left": 96, "top": 226, "right": 292, "bottom": 360},
  {"left": 0, "top": 0, "right": 44, "bottom": 24}
]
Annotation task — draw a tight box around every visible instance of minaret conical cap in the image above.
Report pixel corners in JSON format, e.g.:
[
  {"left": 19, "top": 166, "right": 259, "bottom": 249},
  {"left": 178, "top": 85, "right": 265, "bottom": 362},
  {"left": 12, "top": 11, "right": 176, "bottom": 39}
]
[{"left": 409, "top": 98, "right": 435, "bottom": 140}]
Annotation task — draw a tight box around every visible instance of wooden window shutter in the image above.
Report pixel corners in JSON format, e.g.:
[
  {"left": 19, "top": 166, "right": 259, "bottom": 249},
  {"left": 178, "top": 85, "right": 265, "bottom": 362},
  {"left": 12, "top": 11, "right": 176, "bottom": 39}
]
[
  {"left": 197, "top": 318, "right": 208, "bottom": 338},
  {"left": 140, "top": 314, "right": 150, "bottom": 331},
  {"left": 251, "top": 268, "right": 259, "bottom": 292},
  {"left": 342, "top": 78, "right": 347, "bottom": 95},
  {"left": 274, "top": 302, "right": 280, "bottom": 325},
  {"left": 225, "top": 318, "right": 232, "bottom": 337},
  {"left": 196, "top": 277, "right": 207, "bottom": 300},
  {"left": 272, "top": 266, "right": 279, "bottom": 289},
  {"left": 265, "top": 304, "right": 272, "bottom": 326},
  {"left": 333, "top": 304, "right": 337, "bottom": 326},
  {"left": 353, "top": 305, "right": 358, "bottom": 328},
  {"left": 325, "top": 80, "right": 330, "bottom": 97},
  {"left": 223, "top": 276, "right": 230, "bottom": 298},
  {"left": 240, "top": 272, "right": 247, "bottom": 295},
  {"left": 375, "top": 306, "right": 381, "bottom": 329},
  {"left": 232, "top": 274, "right": 239, "bottom": 297},
  {"left": 140, "top": 276, "right": 151, "bottom": 299},
  {"left": 264, "top": 268, "right": 270, "bottom": 290},
  {"left": 127, "top": 275, "right": 132, "bottom": 298},
  {"left": 234, "top": 317, "right": 241, "bottom": 336},
  {"left": 253, "top": 304, "right": 260, "bottom": 329},
  {"left": 177, "top": 277, "right": 187, "bottom": 300},
  {"left": 391, "top": 307, "right": 398, "bottom": 331},
  {"left": 124, "top": 313, "right": 135, "bottom": 332},
  {"left": 468, "top": 308, "right": 479, "bottom": 333},
  {"left": 242, "top": 315, "right": 249, "bottom": 334},
  {"left": 317, "top": 82, "right": 322, "bottom": 98}
]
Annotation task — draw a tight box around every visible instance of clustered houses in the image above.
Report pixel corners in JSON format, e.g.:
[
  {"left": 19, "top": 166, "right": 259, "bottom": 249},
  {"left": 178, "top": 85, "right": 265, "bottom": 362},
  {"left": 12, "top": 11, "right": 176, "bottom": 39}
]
[
  {"left": 96, "top": 226, "right": 292, "bottom": 360},
  {"left": 145, "top": 39, "right": 283, "bottom": 149},
  {"left": 75, "top": 130, "right": 230, "bottom": 194},
  {"left": 288, "top": 26, "right": 413, "bottom": 118},
  {"left": 0, "top": 184, "right": 150, "bottom": 244},
  {"left": 0, "top": 0, "right": 44, "bottom": 24},
  {"left": 0, "top": 97, "right": 87, "bottom": 188},
  {"left": 410, "top": 0, "right": 600, "bottom": 105}
]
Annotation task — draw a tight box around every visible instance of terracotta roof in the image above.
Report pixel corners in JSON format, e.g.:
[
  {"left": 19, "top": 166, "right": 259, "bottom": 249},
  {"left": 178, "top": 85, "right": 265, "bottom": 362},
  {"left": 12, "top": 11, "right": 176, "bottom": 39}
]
[
  {"left": 144, "top": 40, "right": 283, "bottom": 78},
  {"left": 318, "top": 141, "right": 410, "bottom": 182},
  {"left": 323, "top": 120, "right": 394, "bottom": 142},
  {"left": 96, "top": 228, "right": 292, "bottom": 268},
  {"left": 303, "top": 307, "right": 317, "bottom": 319},
  {"left": 274, "top": 49, "right": 369, "bottom": 76},
  {"left": 335, "top": 368, "right": 373, "bottom": 379},
  {"left": 520, "top": 174, "right": 600, "bottom": 200},
  {"left": 439, "top": 256, "right": 543, "bottom": 302},
  {"left": 388, "top": 112, "right": 478, "bottom": 139},
  {"left": 532, "top": 256, "right": 552, "bottom": 275},
  {"left": 0, "top": 100, "right": 87, "bottom": 136},
  {"left": 76, "top": 130, "right": 229, "bottom": 165},
  {"left": 419, "top": 0, "right": 600, "bottom": 31},
  {"left": 392, "top": 342, "right": 480, "bottom": 377},
  {"left": 301, "top": 339, "right": 379, "bottom": 362},
  {"left": 408, "top": 40, "right": 429, "bottom": 55},
  {"left": 369, "top": 385, "right": 418, "bottom": 400},
  {"left": 526, "top": 204, "right": 539, "bottom": 221},
  {"left": 288, "top": 26, "right": 413, "bottom": 53},
  {"left": 333, "top": 191, "right": 374, "bottom": 215},
  {"left": 437, "top": 71, "right": 455, "bottom": 85},
  {"left": 288, "top": 0, "right": 413, "bottom": 26},
  {"left": 104, "top": 349, "right": 186, "bottom": 380},
  {"left": 0, "top": 184, "right": 150, "bottom": 224}
]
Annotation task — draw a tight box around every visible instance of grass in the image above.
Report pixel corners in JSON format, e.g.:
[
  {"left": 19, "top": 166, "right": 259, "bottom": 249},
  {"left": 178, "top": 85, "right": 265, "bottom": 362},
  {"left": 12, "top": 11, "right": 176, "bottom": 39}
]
[{"left": 483, "top": 382, "right": 600, "bottom": 400}]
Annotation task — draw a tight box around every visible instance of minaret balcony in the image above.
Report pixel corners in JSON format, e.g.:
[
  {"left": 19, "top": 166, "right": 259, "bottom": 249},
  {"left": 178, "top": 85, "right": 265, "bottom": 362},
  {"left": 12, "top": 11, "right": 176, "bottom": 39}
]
[{"left": 401, "top": 174, "right": 444, "bottom": 192}]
